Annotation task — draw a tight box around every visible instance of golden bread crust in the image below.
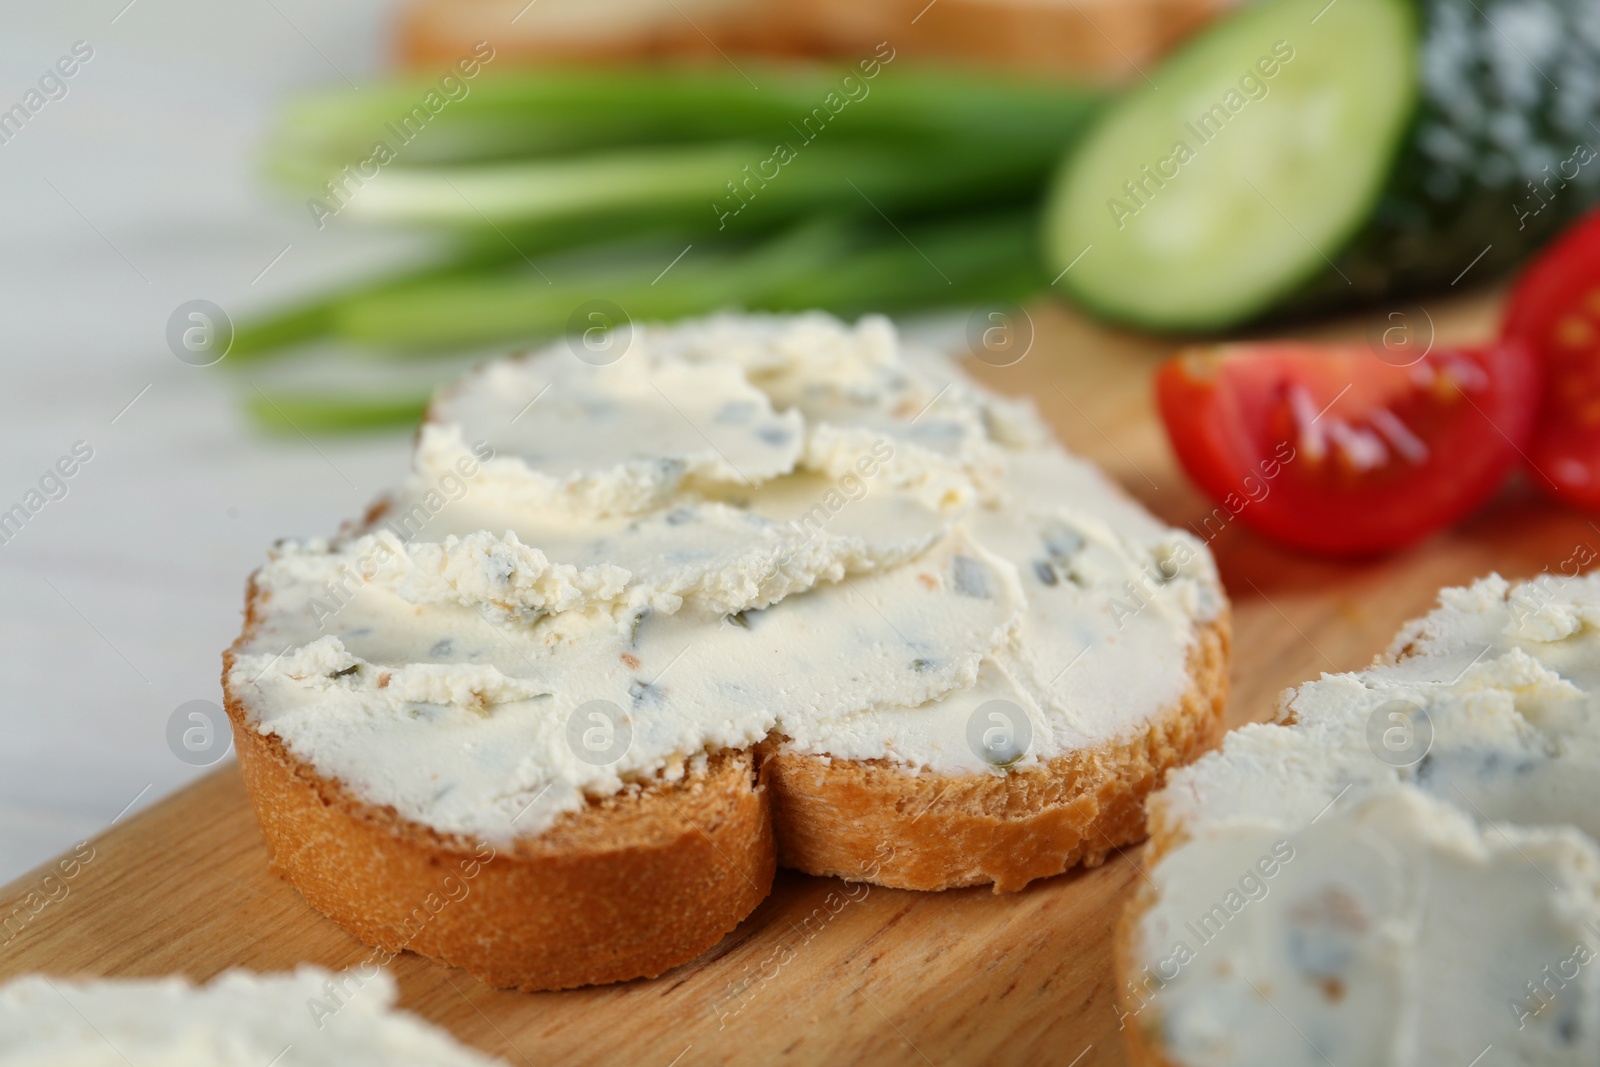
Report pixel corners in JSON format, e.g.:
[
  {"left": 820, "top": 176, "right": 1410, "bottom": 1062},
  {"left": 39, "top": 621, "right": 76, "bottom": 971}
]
[
  {"left": 223, "top": 580, "right": 774, "bottom": 991},
  {"left": 765, "top": 614, "right": 1230, "bottom": 892}
]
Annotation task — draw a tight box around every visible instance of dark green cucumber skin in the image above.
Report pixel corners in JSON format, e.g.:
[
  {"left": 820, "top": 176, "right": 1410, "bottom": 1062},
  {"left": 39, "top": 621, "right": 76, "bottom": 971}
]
[{"left": 1275, "top": 0, "right": 1600, "bottom": 319}]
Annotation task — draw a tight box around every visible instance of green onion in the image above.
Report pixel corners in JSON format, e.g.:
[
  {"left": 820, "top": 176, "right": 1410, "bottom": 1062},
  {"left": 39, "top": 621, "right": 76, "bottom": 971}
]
[
  {"left": 272, "top": 66, "right": 1101, "bottom": 177},
  {"left": 760, "top": 211, "right": 1042, "bottom": 314},
  {"left": 330, "top": 218, "right": 856, "bottom": 350},
  {"left": 327, "top": 212, "right": 1037, "bottom": 352},
  {"left": 248, "top": 391, "right": 431, "bottom": 435},
  {"left": 228, "top": 215, "right": 724, "bottom": 360},
  {"left": 314, "top": 139, "right": 1053, "bottom": 235},
  {"left": 233, "top": 61, "right": 1099, "bottom": 431}
]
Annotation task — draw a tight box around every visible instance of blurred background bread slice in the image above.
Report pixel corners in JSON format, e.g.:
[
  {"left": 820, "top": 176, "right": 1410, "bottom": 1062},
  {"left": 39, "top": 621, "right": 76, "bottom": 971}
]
[
  {"left": 396, "top": 0, "right": 1238, "bottom": 80},
  {"left": 398, "top": 0, "right": 759, "bottom": 66},
  {"left": 794, "top": 0, "right": 1234, "bottom": 79}
]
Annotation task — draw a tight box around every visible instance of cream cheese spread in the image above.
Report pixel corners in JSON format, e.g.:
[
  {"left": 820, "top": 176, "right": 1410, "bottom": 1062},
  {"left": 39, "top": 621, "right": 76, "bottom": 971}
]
[
  {"left": 1127, "top": 572, "right": 1600, "bottom": 1066},
  {"left": 228, "top": 313, "right": 1223, "bottom": 842},
  {"left": 0, "top": 968, "right": 503, "bottom": 1066}
]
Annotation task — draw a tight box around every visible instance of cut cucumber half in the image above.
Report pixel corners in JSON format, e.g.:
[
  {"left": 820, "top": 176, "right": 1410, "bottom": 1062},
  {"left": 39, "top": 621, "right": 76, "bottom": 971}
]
[{"left": 1044, "top": 0, "right": 1417, "bottom": 331}]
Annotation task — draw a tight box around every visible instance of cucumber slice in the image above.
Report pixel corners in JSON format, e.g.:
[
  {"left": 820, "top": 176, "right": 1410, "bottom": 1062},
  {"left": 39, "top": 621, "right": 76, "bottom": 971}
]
[
  {"left": 1044, "top": 0, "right": 1418, "bottom": 331},
  {"left": 1292, "top": 0, "right": 1600, "bottom": 317}
]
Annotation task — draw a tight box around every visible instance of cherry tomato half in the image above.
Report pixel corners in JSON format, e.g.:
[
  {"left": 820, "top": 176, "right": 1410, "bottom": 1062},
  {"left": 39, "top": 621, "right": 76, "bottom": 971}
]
[
  {"left": 1156, "top": 341, "right": 1539, "bottom": 556},
  {"left": 1504, "top": 206, "right": 1600, "bottom": 508}
]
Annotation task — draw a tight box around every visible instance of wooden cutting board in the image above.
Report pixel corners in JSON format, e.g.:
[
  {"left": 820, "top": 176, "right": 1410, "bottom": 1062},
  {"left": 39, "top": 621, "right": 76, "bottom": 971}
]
[{"left": 2, "top": 288, "right": 1588, "bottom": 1066}]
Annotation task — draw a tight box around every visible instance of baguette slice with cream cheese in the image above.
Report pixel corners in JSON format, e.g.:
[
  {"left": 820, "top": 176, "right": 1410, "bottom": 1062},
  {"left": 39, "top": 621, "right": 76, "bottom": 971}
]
[
  {"left": 224, "top": 312, "right": 1229, "bottom": 989},
  {"left": 1120, "top": 572, "right": 1600, "bottom": 1066},
  {"left": 0, "top": 967, "right": 503, "bottom": 1065}
]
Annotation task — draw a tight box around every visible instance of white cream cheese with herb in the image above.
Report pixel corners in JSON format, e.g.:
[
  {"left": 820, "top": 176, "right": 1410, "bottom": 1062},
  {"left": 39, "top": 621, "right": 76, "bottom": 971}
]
[
  {"left": 1128, "top": 573, "right": 1600, "bottom": 1066},
  {"left": 0, "top": 969, "right": 503, "bottom": 1066},
  {"left": 229, "top": 313, "right": 1223, "bottom": 841}
]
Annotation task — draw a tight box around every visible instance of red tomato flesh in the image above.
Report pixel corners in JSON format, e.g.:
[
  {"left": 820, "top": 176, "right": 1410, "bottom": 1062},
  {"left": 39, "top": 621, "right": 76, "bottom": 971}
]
[
  {"left": 1503, "top": 207, "right": 1600, "bottom": 508},
  {"left": 1156, "top": 341, "right": 1539, "bottom": 556}
]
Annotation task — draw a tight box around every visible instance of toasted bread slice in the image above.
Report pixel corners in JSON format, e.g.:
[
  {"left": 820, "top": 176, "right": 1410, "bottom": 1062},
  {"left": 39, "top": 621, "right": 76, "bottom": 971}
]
[
  {"left": 226, "top": 578, "right": 775, "bottom": 992},
  {"left": 395, "top": 0, "right": 1232, "bottom": 81},
  {"left": 224, "top": 312, "right": 1231, "bottom": 990},
  {"left": 225, "top": 588, "right": 1225, "bottom": 987},
  {"left": 1116, "top": 573, "right": 1600, "bottom": 1066},
  {"left": 765, "top": 614, "right": 1228, "bottom": 892}
]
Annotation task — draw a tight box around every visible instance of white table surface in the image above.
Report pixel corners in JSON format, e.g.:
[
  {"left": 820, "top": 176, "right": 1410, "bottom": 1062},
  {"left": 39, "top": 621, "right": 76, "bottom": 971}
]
[{"left": 0, "top": 0, "right": 426, "bottom": 883}]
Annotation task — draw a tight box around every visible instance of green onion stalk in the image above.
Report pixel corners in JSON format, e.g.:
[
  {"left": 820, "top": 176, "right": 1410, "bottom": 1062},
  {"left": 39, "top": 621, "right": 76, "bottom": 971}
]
[{"left": 236, "top": 64, "right": 1102, "bottom": 431}]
